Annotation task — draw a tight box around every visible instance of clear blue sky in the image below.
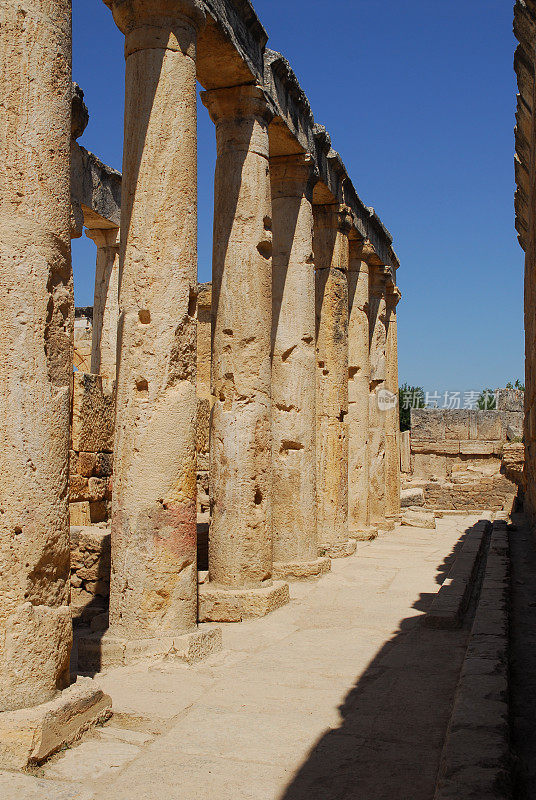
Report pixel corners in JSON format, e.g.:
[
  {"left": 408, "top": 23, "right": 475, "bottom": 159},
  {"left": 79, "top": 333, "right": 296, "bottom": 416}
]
[{"left": 72, "top": 0, "right": 523, "bottom": 397}]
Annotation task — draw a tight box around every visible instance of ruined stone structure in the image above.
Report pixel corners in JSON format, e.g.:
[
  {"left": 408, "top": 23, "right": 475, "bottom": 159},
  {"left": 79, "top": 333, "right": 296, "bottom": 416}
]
[
  {"left": 403, "top": 392, "right": 524, "bottom": 511},
  {"left": 0, "top": 0, "right": 401, "bottom": 768},
  {"left": 515, "top": 0, "right": 536, "bottom": 524}
]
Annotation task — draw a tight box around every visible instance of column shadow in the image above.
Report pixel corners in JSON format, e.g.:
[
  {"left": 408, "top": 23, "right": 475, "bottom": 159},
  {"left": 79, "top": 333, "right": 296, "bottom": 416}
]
[{"left": 276, "top": 521, "right": 482, "bottom": 800}]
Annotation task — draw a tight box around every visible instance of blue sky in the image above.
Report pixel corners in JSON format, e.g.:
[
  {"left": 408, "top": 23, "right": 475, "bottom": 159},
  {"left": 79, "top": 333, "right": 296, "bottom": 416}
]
[{"left": 72, "top": 0, "right": 523, "bottom": 396}]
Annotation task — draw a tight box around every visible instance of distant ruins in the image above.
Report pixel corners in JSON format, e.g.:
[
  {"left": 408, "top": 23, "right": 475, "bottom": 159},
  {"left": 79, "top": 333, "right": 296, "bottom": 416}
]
[
  {"left": 0, "top": 0, "right": 401, "bottom": 767},
  {"left": 401, "top": 390, "right": 525, "bottom": 513}
]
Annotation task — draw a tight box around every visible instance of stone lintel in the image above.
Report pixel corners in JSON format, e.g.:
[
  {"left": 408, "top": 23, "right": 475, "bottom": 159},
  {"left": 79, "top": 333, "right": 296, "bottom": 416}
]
[
  {"left": 272, "top": 557, "right": 331, "bottom": 582},
  {"left": 71, "top": 142, "right": 121, "bottom": 229},
  {"left": 77, "top": 627, "right": 222, "bottom": 672},
  {"left": 198, "top": 582, "right": 290, "bottom": 622},
  {"left": 0, "top": 678, "right": 111, "bottom": 770}
]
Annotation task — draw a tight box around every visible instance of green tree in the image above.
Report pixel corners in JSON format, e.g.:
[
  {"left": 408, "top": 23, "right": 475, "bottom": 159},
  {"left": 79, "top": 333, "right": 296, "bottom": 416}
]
[
  {"left": 506, "top": 379, "right": 525, "bottom": 391},
  {"left": 477, "top": 389, "right": 497, "bottom": 410},
  {"left": 399, "top": 383, "right": 425, "bottom": 432}
]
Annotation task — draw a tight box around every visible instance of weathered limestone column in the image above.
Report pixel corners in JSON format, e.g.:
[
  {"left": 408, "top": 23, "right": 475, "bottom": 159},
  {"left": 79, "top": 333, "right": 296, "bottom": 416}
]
[
  {"left": 314, "top": 204, "right": 356, "bottom": 557},
  {"left": 79, "top": 0, "right": 221, "bottom": 667},
  {"left": 368, "top": 265, "right": 390, "bottom": 530},
  {"left": 385, "top": 284, "right": 402, "bottom": 523},
  {"left": 86, "top": 227, "right": 120, "bottom": 388},
  {"left": 0, "top": 0, "right": 110, "bottom": 769},
  {"left": 199, "top": 85, "right": 289, "bottom": 621},
  {"left": 270, "top": 154, "right": 330, "bottom": 580},
  {"left": 347, "top": 237, "right": 377, "bottom": 540}
]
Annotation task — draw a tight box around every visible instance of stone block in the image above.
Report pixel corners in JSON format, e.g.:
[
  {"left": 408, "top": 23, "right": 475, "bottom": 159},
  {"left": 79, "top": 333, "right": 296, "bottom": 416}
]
[
  {"left": 410, "top": 408, "right": 445, "bottom": 441},
  {"left": 444, "top": 409, "right": 470, "bottom": 440},
  {"left": 95, "top": 452, "right": 113, "bottom": 477},
  {"left": 90, "top": 501, "right": 108, "bottom": 523},
  {"left": 399, "top": 429, "right": 411, "bottom": 473},
  {"left": 77, "top": 627, "right": 222, "bottom": 672},
  {"left": 400, "top": 487, "right": 425, "bottom": 507},
  {"left": 70, "top": 474, "right": 89, "bottom": 502},
  {"left": 475, "top": 411, "right": 503, "bottom": 441},
  {"left": 70, "top": 501, "right": 91, "bottom": 527},
  {"left": 498, "top": 410, "right": 523, "bottom": 440},
  {"left": 459, "top": 441, "right": 502, "bottom": 456},
  {"left": 196, "top": 397, "right": 210, "bottom": 454},
  {"left": 77, "top": 452, "right": 96, "bottom": 477},
  {"left": 496, "top": 388, "right": 524, "bottom": 411},
  {"left": 412, "top": 452, "right": 447, "bottom": 479},
  {"left": 411, "top": 440, "right": 460, "bottom": 455},
  {"left": 198, "top": 581, "right": 290, "bottom": 622},
  {"left": 272, "top": 557, "right": 331, "bottom": 581},
  {"left": 401, "top": 509, "right": 436, "bottom": 529},
  {"left": 501, "top": 442, "right": 525, "bottom": 487},
  {"left": 71, "top": 373, "right": 115, "bottom": 453},
  {"left": 88, "top": 477, "right": 108, "bottom": 502},
  {"left": 0, "top": 677, "right": 111, "bottom": 770}
]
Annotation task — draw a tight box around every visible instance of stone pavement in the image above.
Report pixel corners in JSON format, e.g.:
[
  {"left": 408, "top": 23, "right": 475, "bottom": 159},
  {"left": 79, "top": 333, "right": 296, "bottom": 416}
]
[{"left": 0, "top": 515, "right": 486, "bottom": 800}]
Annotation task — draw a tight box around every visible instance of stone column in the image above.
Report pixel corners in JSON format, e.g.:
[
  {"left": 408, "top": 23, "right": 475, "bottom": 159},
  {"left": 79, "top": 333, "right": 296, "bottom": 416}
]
[
  {"left": 86, "top": 227, "right": 120, "bottom": 388},
  {"left": 270, "top": 154, "right": 330, "bottom": 580},
  {"left": 0, "top": 0, "right": 110, "bottom": 769},
  {"left": 368, "top": 265, "right": 390, "bottom": 530},
  {"left": 314, "top": 204, "right": 356, "bottom": 558},
  {"left": 347, "top": 237, "right": 377, "bottom": 540},
  {"left": 385, "top": 284, "right": 402, "bottom": 523},
  {"left": 79, "top": 0, "right": 221, "bottom": 668},
  {"left": 198, "top": 85, "right": 289, "bottom": 621}
]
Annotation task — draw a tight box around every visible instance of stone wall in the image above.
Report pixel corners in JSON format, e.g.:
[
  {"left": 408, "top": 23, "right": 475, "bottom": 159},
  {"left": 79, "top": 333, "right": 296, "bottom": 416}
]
[
  {"left": 70, "top": 526, "right": 111, "bottom": 623},
  {"left": 406, "top": 404, "right": 524, "bottom": 511},
  {"left": 69, "top": 373, "right": 114, "bottom": 527}
]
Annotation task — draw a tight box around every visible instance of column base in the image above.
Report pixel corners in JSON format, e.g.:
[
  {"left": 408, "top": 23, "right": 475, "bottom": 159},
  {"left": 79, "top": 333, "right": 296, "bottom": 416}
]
[
  {"left": 373, "top": 518, "right": 397, "bottom": 532},
  {"left": 77, "top": 625, "right": 222, "bottom": 672},
  {"left": 323, "top": 538, "right": 358, "bottom": 559},
  {"left": 198, "top": 580, "right": 290, "bottom": 622},
  {"left": 349, "top": 526, "right": 379, "bottom": 541},
  {"left": 273, "top": 556, "right": 331, "bottom": 581},
  {"left": 0, "top": 677, "right": 111, "bottom": 770}
]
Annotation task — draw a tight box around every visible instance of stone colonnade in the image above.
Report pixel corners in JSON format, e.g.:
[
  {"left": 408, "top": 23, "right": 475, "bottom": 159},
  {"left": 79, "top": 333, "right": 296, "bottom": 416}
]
[{"left": 0, "top": 0, "right": 401, "bottom": 763}]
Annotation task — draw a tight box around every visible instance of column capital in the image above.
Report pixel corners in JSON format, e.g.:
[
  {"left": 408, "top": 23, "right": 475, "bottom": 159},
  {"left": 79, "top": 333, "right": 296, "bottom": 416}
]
[
  {"left": 104, "top": 0, "right": 205, "bottom": 55},
  {"left": 85, "top": 227, "right": 120, "bottom": 250},
  {"left": 348, "top": 238, "right": 370, "bottom": 271},
  {"left": 386, "top": 285, "right": 402, "bottom": 307},
  {"left": 201, "top": 84, "right": 274, "bottom": 127},
  {"left": 369, "top": 263, "right": 387, "bottom": 298},
  {"left": 270, "top": 153, "right": 318, "bottom": 200},
  {"left": 313, "top": 203, "right": 352, "bottom": 235}
]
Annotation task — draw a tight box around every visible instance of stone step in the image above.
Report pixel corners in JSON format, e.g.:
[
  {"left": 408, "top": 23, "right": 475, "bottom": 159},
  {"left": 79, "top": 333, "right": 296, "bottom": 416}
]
[{"left": 424, "top": 520, "right": 491, "bottom": 629}]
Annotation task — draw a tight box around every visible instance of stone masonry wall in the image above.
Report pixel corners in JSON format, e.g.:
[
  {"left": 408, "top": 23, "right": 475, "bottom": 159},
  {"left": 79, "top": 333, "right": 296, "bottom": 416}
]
[
  {"left": 69, "top": 372, "right": 114, "bottom": 527},
  {"left": 407, "top": 402, "right": 524, "bottom": 511},
  {"left": 69, "top": 373, "right": 114, "bottom": 622}
]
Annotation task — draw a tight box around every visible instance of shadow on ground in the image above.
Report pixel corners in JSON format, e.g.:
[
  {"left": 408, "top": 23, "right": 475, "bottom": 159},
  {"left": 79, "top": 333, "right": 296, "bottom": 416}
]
[{"left": 276, "top": 521, "right": 484, "bottom": 800}]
